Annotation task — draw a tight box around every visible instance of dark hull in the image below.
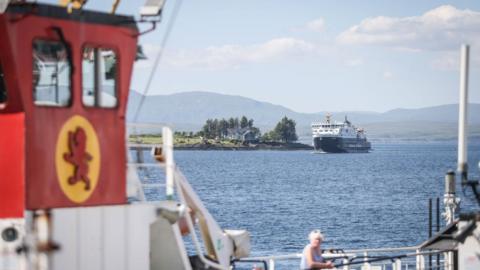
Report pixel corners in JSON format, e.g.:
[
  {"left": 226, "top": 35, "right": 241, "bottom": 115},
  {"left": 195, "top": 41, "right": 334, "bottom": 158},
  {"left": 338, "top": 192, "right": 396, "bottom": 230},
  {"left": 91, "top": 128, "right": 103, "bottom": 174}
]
[{"left": 313, "top": 136, "right": 371, "bottom": 153}]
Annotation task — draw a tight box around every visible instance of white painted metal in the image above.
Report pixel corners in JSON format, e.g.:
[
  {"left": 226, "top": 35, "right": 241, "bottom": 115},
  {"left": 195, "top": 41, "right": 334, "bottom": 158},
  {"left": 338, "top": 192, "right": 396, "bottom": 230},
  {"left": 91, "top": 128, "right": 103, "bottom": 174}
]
[
  {"left": 416, "top": 249, "right": 425, "bottom": 270},
  {"left": 343, "top": 258, "right": 350, "bottom": 270},
  {"left": 103, "top": 206, "right": 127, "bottom": 270},
  {"left": 443, "top": 172, "right": 460, "bottom": 225},
  {"left": 363, "top": 251, "right": 370, "bottom": 270},
  {"left": 362, "top": 266, "right": 381, "bottom": 270},
  {"left": 163, "top": 127, "right": 174, "bottom": 199},
  {"left": 451, "top": 44, "right": 472, "bottom": 270},
  {"left": 393, "top": 259, "right": 401, "bottom": 270},
  {"left": 269, "top": 258, "right": 275, "bottom": 270},
  {"left": 126, "top": 144, "right": 147, "bottom": 201},
  {"left": 224, "top": 230, "right": 250, "bottom": 258},
  {"left": 139, "top": 0, "right": 166, "bottom": 17},
  {"left": 150, "top": 216, "right": 191, "bottom": 270},
  {"left": 458, "top": 44, "right": 469, "bottom": 172},
  {"left": 175, "top": 169, "right": 234, "bottom": 269},
  {"left": 244, "top": 247, "right": 425, "bottom": 270},
  {"left": 457, "top": 220, "right": 480, "bottom": 270},
  {"left": 50, "top": 204, "right": 158, "bottom": 270},
  {"left": 0, "top": 218, "right": 25, "bottom": 270},
  {"left": 0, "top": 0, "right": 9, "bottom": 13},
  {"left": 126, "top": 163, "right": 146, "bottom": 201},
  {"left": 312, "top": 116, "right": 367, "bottom": 140}
]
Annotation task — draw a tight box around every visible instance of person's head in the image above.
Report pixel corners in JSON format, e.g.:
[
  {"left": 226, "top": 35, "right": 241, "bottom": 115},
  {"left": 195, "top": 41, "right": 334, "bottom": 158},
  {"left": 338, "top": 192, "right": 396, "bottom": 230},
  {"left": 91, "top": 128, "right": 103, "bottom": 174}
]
[{"left": 308, "top": 229, "right": 324, "bottom": 248}]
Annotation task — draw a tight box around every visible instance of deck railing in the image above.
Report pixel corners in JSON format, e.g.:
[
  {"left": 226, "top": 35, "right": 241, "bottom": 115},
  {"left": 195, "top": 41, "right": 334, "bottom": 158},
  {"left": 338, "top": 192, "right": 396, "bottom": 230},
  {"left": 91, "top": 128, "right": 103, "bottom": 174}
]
[{"left": 236, "top": 246, "right": 450, "bottom": 270}]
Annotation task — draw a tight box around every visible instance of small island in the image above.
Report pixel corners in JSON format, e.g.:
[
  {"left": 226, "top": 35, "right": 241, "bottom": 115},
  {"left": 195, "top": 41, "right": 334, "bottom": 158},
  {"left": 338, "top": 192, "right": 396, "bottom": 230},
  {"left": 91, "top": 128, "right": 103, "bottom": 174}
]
[{"left": 129, "top": 116, "right": 313, "bottom": 150}]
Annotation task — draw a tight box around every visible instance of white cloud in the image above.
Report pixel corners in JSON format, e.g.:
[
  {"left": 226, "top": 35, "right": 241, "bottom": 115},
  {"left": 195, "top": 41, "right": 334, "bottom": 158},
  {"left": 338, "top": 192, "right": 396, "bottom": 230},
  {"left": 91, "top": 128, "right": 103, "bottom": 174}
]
[
  {"left": 305, "top": 18, "right": 325, "bottom": 32},
  {"left": 337, "top": 5, "right": 480, "bottom": 51},
  {"left": 431, "top": 48, "right": 480, "bottom": 70},
  {"left": 160, "top": 38, "right": 317, "bottom": 70},
  {"left": 383, "top": 71, "right": 393, "bottom": 79},
  {"left": 431, "top": 52, "right": 458, "bottom": 70},
  {"left": 345, "top": 58, "right": 363, "bottom": 67}
]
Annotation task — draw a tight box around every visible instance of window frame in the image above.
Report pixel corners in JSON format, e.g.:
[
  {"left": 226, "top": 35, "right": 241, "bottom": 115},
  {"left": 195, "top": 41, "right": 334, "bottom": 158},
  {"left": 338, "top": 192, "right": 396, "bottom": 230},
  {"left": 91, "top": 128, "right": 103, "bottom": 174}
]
[
  {"left": 0, "top": 62, "right": 7, "bottom": 109},
  {"left": 32, "top": 38, "right": 73, "bottom": 108},
  {"left": 81, "top": 44, "right": 119, "bottom": 110}
]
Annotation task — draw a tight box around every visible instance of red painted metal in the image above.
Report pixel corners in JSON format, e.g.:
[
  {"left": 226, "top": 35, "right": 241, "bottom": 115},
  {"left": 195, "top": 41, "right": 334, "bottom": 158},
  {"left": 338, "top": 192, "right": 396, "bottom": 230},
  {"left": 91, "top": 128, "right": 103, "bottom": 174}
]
[
  {"left": 0, "top": 4, "right": 138, "bottom": 209},
  {"left": 0, "top": 113, "right": 25, "bottom": 218}
]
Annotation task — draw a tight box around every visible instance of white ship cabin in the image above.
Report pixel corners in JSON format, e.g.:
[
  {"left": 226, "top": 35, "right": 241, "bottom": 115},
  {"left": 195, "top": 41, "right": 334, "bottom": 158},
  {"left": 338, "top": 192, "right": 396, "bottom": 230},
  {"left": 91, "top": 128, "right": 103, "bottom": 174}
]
[{"left": 311, "top": 115, "right": 361, "bottom": 138}]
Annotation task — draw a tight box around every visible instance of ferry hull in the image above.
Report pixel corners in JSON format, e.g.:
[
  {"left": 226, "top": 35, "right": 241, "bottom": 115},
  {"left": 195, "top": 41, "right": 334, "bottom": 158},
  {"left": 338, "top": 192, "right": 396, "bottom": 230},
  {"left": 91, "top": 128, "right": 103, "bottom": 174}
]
[{"left": 313, "top": 136, "right": 370, "bottom": 153}]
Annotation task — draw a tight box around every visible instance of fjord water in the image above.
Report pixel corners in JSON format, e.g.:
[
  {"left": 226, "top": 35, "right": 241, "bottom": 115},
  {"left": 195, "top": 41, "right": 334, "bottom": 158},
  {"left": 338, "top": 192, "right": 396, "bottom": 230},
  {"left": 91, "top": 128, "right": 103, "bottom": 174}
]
[
  {"left": 175, "top": 143, "right": 480, "bottom": 260},
  {"left": 147, "top": 143, "right": 480, "bottom": 268}
]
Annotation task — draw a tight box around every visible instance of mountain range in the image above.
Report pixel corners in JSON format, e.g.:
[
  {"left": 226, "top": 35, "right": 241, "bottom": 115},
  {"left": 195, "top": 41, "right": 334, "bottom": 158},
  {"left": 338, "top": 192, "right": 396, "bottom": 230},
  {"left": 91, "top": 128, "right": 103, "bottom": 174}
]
[{"left": 127, "top": 91, "right": 480, "bottom": 142}]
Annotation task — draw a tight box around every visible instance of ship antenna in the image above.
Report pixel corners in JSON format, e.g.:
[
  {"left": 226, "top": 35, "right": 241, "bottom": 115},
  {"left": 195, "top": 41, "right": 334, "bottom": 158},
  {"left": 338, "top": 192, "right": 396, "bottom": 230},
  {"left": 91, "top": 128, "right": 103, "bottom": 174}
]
[
  {"left": 132, "top": 0, "right": 184, "bottom": 123},
  {"left": 457, "top": 44, "right": 480, "bottom": 205}
]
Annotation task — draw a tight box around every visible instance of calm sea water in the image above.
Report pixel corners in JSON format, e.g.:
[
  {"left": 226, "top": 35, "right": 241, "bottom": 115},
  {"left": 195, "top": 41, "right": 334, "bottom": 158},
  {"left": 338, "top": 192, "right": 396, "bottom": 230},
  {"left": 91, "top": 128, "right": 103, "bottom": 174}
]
[{"left": 140, "top": 143, "right": 480, "bottom": 268}]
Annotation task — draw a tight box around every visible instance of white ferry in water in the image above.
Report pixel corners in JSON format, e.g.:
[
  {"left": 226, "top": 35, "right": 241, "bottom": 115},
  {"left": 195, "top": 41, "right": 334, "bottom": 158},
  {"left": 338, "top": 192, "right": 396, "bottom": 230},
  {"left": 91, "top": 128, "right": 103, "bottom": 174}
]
[{"left": 311, "top": 115, "right": 371, "bottom": 153}]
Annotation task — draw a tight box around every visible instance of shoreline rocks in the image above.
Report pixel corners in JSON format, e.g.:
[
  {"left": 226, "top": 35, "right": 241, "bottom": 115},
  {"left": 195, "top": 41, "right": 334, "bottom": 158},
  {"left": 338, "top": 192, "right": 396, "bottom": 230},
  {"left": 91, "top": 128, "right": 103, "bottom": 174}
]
[{"left": 174, "top": 142, "right": 313, "bottom": 151}]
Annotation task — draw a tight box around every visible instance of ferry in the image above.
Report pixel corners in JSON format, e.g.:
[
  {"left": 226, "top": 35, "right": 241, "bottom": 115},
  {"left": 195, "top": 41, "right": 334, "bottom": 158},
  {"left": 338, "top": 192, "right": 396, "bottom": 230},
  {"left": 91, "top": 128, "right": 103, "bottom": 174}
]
[
  {"left": 0, "top": 1, "right": 479, "bottom": 270},
  {"left": 311, "top": 115, "right": 371, "bottom": 153}
]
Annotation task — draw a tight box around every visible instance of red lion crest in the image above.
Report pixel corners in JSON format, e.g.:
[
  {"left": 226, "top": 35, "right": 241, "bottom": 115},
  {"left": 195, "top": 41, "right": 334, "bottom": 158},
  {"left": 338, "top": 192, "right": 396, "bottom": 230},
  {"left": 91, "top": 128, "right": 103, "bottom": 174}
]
[{"left": 63, "top": 127, "right": 93, "bottom": 190}]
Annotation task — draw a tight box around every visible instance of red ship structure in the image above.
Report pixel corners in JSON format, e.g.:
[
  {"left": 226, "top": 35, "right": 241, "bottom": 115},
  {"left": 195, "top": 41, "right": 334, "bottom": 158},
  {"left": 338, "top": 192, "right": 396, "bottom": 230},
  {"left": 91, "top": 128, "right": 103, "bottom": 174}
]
[{"left": 0, "top": 1, "right": 250, "bottom": 270}]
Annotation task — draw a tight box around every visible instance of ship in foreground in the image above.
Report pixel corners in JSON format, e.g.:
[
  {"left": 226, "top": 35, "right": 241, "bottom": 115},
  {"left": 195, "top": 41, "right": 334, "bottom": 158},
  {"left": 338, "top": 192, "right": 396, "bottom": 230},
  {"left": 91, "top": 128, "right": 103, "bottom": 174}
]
[
  {"left": 311, "top": 114, "right": 371, "bottom": 153},
  {"left": 1, "top": 1, "right": 480, "bottom": 270}
]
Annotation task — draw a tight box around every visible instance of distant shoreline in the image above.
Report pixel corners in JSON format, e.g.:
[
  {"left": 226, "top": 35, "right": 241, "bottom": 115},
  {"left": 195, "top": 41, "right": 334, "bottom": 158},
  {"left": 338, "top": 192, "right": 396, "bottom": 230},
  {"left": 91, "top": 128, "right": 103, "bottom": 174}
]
[
  {"left": 130, "top": 135, "right": 314, "bottom": 151},
  {"left": 174, "top": 141, "right": 313, "bottom": 151}
]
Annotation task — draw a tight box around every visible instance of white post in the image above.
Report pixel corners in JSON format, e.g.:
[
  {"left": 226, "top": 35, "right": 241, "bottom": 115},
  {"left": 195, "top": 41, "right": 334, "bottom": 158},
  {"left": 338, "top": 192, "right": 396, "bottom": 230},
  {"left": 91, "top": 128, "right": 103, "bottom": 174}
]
[
  {"left": 416, "top": 249, "right": 424, "bottom": 270},
  {"left": 443, "top": 171, "right": 460, "bottom": 224},
  {"left": 458, "top": 44, "right": 469, "bottom": 174},
  {"left": 269, "top": 258, "right": 275, "bottom": 270},
  {"left": 163, "top": 127, "right": 175, "bottom": 199},
  {"left": 393, "top": 259, "right": 401, "bottom": 270},
  {"left": 343, "top": 258, "right": 350, "bottom": 270},
  {"left": 364, "top": 251, "right": 370, "bottom": 270}
]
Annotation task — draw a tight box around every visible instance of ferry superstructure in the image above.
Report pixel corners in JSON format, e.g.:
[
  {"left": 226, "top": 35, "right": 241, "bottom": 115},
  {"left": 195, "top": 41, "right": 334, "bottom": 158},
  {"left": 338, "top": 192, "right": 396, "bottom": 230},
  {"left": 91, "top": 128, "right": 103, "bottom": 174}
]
[{"left": 311, "top": 115, "right": 371, "bottom": 153}]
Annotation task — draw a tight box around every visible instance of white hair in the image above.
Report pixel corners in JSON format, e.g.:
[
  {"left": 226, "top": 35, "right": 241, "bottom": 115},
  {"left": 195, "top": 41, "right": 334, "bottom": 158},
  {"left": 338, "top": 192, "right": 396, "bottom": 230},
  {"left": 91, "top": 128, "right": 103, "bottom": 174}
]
[{"left": 308, "top": 229, "right": 324, "bottom": 241}]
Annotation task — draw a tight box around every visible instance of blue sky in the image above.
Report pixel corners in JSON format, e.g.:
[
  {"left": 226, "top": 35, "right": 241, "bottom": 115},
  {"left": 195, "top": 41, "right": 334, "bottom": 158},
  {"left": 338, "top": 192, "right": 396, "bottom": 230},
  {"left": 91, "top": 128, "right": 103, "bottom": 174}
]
[{"left": 44, "top": 0, "right": 480, "bottom": 113}]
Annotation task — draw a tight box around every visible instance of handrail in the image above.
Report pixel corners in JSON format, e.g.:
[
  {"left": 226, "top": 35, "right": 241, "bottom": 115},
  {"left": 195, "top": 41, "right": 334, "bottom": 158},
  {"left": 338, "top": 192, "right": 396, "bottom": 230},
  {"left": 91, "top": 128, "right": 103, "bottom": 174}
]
[
  {"left": 342, "top": 245, "right": 420, "bottom": 253},
  {"left": 174, "top": 167, "right": 229, "bottom": 270},
  {"left": 244, "top": 245, "right": 420, "bottom": 262},
  {"left": 240, "top": 247, "right": 449, "bottom": 270}
]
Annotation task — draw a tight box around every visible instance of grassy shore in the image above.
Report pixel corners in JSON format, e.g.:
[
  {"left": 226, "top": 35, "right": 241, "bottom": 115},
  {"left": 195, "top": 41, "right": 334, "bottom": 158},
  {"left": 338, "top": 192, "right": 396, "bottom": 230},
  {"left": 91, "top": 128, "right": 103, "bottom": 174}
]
[{"left": 128, "top": 135, "right": 313, "bottom": 150}]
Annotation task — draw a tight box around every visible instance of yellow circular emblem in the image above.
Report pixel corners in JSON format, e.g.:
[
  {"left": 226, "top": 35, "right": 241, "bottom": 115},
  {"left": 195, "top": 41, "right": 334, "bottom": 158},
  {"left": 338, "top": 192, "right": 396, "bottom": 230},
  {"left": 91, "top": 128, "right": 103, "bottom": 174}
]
[{"left": 55, "top": 115, "right": 100, "bottom": 203}]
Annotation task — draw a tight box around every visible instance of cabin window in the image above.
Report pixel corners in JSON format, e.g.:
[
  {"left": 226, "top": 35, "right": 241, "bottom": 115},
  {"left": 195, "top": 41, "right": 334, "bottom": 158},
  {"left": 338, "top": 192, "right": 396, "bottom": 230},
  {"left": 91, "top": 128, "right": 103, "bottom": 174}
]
[
  {"left": 82, "top": 47, "right": 117, "bottom": 108},
  {"left": 33, "top": 40, "right": 71, "bottom": 107},
  {"left": 0, "top": 63, "right": 6, "bottom": 109}
]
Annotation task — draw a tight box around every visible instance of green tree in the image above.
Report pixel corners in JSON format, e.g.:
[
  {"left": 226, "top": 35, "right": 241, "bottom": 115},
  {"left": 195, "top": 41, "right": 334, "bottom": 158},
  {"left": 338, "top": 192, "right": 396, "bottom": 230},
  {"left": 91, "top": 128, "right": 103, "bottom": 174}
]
[
  {"left": 273, "top": 116, "right": 298, "bottom": 142},
  {"left": 200, "top": 116, "right": 263, "bottom": 140},
  {"left": 202, "top": 119, "right": 215, "bottom": 139},
  {"left": 262, "top": 130, "right": 280, "bottom": 142},
  {"left": 213, "top": 119, "right": 219, "bottom": 138},
  {"left": 248, "top": 118, "right": 254, "bottom": 128},
  {"left": 228, "top": 117, "right": 235, "bottom": 128},
  {"left": 219, "top": 119, "right": 229, "bottom": 138},
  {"left": 234, "top": 117, "right": 240, "bottom": 128},
  {"left": 240, "top": 116, "right": 249, "bottom": 128}
]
